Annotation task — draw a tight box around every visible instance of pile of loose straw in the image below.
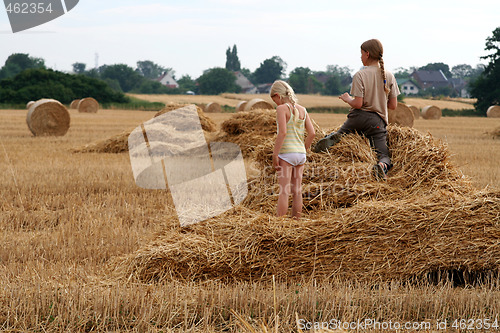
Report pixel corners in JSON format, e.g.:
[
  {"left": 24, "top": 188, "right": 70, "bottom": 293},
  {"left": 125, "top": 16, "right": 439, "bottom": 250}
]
[
  {"left": 111, "top": 108, "right": 500, "bottom": 283},
  {"left": 72, "top": 104, "right": 216, "bottom": 153}
]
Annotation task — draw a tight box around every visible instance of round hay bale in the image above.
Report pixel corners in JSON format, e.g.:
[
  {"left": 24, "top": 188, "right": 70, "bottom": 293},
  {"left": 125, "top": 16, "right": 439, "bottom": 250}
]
[
  {"left": 244, "top": 98, "right": 274, "bottom": 111},
  {"left": 26, "top": 99, "right": 70, "bottom": 136},
  {"left": 486, "top": 105, "right": 500, "bottom": 118},
  {"left": 26, "top": 101, "right": 35, "bottom": 109},
  {"left": 77, "top": 97, "right": 99, "bottom": 113},
  {"left": 70, "top": 99, "right": 81, "bottom": 109},
  {"left": 388, "top": 103, "right": 414, "bottom": 127},
  {"left": 236, "top": 101, "right": 248, "bottom": 112},
  {"left": 407, "top": 105, "right": 420, "bottom": 119},
  {"left": 205, "top": 102, "right": 222, "bottom": 113},
  {"left": 421, "top": 105, "right": 442, "bottom": 120}
]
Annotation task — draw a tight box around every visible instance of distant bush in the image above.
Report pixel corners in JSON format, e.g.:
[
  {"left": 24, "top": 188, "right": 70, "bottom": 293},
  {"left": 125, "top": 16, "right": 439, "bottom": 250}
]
[{"left": 0, "top": 68, "right": 128, "bottom": 105}]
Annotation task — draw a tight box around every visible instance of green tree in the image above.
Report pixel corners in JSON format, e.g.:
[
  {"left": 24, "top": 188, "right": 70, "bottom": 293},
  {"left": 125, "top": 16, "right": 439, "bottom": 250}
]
[
  {"left": 0, "top": 53, "right": 45, "bottom": 79},
  {"left": 288, "top": 67, "right": 312, "bottom": 94},
  {"left": 470, "top": 27, "right": 500, "bottom": 115},
  {"left": 177, "top": 75, "right": 197, "bottom": 93},
  {"left": 225, "top": 45, "right": 241, "bottom": 72},
  {"left": 72, "top": 62, "right": 86, "bottom": 74},
  {"left": 418, "top": 62, "right": 452, "bottom": 79},
  {"left": 197, "top": 67, "right": 240, "bottom": 95},
  {"left": 100, "top": 64, "right": 144, "bottom": 92},
  {"left": 136, "top": 60, "right": 169, "bottom": 79},
  {"left": 253, "top": 56, "right": 286, "bottom": 84}
]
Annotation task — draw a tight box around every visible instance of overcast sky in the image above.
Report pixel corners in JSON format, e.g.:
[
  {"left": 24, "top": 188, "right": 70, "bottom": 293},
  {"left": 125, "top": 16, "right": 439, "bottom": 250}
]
[{"left": 1, "top": 0, "right": 498, "bottom": 79}]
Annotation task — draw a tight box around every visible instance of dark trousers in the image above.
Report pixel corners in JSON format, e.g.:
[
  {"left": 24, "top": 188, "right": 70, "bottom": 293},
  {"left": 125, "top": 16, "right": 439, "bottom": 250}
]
[{"left": 335, "top": 109, "right": 392, "bottom": 168}]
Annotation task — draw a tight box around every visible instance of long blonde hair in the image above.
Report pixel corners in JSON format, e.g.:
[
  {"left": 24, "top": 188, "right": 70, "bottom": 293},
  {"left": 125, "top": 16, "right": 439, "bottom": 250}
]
[
  {"left": 270, "top": 80, "right": 298, "bottom": 105},
  {"left": 361, "top": 39, "right": 390, "bottom": 95}
]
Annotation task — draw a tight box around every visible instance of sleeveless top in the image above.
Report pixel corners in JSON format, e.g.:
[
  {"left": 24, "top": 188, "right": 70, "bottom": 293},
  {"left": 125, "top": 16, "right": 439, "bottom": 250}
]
[{"left": 277, "top": 103, "right": 307, "bottom": 154}]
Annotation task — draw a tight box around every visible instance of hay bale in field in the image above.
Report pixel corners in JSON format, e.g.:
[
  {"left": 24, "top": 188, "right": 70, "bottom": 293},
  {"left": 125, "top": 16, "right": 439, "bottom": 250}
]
[
  {"left": 26, "top": 99, "right": 70, "bottom": 137},
  {"left": 486, "top": 105, "right": 500, "bottom": 118},
  {"left": 407, "top": 105, "right": 420, "bottom": 119},
  {"left": 244, "top": 98, "right": 274, "bottom": 111},
  {"left": 236, "top": 101, "right": 248, "bottom": 112},
  {"left": 77, "top": 97, "right": 99, "bottom": 113},
  {"left": 205, "top": 102, "right": 222, "bottom": 113},
  {"left": 421, "top": 105, "right": 441, "bottom": 120},
  {"left": 388, "top": 103, "right": 414, "bottom": 127},
  {"left": 26, "top": 101, "right": 35, "bottom": 109},
  {"left": 72, "top": 104, "right": 216, "bottom": 153},
  {"left": 70, "top": 99, "right": 80, "bottom": 109},
  {"left": 110, "top": 108, "right": 500, "bottom": 283}
]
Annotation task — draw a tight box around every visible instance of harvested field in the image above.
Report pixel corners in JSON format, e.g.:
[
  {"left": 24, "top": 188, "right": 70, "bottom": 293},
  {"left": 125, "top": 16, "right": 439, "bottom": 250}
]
[{"left": 1, "top": 105, "right": 500, "bottom": 332}]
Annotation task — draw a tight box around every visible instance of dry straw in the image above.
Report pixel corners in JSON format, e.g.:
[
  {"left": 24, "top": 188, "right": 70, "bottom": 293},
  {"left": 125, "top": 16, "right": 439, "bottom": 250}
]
[
  {"left": 26, "top": 101, "right": 35, "bottom": 109},
  {"left": 72, "top": 104, "right": 216, "bottom": 153},
  {"left": 78, "top": 97, "right": 99, "bottom": 113},
  {"left": 26, "top": 99, "right": 70, "bottom": 136},
  {"left": 205, "top": 102, "right": 222, "bottom": 113},
  {"left": 70, "top": 99, "right": 81, "bottom": 109},
  {"left": 486, "top": 105, "right": 500, "bottom": 118},
  {"left": 407, "top": 105, "right": 420, "bottom": 120},
  {"left": 236, "top": 101, "right": 248, "bottom": 112},
  {"left": 111, "top": 108, "right": 500, "bottom": 283},
  {"left": 388, "top": 102, "right": 414, "bottom": 127},
  {"left": 421, "top": 105, "right": 442, "bottom": 120},
  {"left": 244, "top": 98, "right": 274, "bottom": 111}
]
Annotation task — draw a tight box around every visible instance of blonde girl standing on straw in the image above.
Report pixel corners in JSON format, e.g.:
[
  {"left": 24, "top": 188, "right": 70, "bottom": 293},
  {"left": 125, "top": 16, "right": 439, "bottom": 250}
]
[{"left": 270, "top": 80, "right": 315, "bottom": 218}]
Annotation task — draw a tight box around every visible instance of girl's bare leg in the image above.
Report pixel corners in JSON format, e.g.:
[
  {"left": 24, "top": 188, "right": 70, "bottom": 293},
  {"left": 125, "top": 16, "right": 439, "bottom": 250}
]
[
  {"left": 277, "top": 159, "right": 293, "bottom": 217},
  {"left": 290, "top": 164, "right": 305, "bottom": 218}
]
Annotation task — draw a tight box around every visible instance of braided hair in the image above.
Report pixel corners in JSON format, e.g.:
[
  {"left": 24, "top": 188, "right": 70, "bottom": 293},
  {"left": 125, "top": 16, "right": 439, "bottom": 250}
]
[{"left": 361, "top": 39, "right": 390, "bottom": 95}]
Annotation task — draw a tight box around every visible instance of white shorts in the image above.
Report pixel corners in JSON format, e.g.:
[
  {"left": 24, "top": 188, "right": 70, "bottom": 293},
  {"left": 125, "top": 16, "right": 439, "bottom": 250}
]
[{"left": 278, "top": 152, "right": 306, "bottom": 166}]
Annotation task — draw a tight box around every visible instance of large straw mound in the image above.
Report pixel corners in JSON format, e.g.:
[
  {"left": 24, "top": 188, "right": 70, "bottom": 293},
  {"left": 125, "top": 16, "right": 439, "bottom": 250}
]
[
  {"left": 26, "top": 99, "right": 70, "bottom": 136},
  {"left": 114, "top": 191, "right": 500, "bottom": 283},
  {"left": 72, "top": 104, "right": 216, "bottom": 153},
  {"left": 486, "top": 105, "right": 500, "bottom": 118},
  {"left": 422, "top": 105, "right": 442, "bottom": 120},
  {"left": 388, "top": 103, "right": 414, "bottom": 127},
  {"left": 78, "top": 97, "right": 99, "bottom": 113},
  {"left": 26, "top": 101, "right": 35, "bottom": 109},
  {"left": 111, "top": 109, "right": 500, "bottom": 283}
]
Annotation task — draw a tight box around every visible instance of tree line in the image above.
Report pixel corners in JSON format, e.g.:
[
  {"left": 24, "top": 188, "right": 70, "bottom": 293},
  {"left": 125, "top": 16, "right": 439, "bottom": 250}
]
[{"left": 0, "top": 27, "right": 498, "bottom": 114}]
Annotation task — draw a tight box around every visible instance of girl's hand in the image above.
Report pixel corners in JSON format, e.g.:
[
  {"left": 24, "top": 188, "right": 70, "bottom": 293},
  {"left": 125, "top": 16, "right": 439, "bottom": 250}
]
[
  {"left": 339, "top": 92, "right": 351, "bottom": 103},
  {"left": 273, "top": 154, "right": 281, "bottom": 172}
]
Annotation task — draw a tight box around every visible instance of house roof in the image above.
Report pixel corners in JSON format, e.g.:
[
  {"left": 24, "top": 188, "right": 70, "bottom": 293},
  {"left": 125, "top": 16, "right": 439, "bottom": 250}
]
[
  {"left": 233, "top": 71, "right": 255, "bottom": 90},
  {"left": 413, "top": 70, "right": 448, "bottom": 83}
]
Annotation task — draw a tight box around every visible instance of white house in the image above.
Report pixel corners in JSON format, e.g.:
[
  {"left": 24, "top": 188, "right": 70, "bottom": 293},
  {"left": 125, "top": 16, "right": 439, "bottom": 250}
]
[
  {"left": 156, "top": 71, "right": 179, "bottom": 88},
  {"left": 399, "top": 79, "right": 420, "bottom": 95}
]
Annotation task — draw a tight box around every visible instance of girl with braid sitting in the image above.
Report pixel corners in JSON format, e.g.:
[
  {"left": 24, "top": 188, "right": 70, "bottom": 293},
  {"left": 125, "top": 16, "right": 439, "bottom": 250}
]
[{"left": 313, "top": 39, "right": 400, "bottom": 180}]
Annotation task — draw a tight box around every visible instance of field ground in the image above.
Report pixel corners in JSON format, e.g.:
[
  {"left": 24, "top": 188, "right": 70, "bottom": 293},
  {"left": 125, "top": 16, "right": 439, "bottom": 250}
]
[
  {"left": 1, "top": 104, "right": 499, "bottom": 331},
  {"left": 129, "top": 93, "right": 477, "bottom": 111}
]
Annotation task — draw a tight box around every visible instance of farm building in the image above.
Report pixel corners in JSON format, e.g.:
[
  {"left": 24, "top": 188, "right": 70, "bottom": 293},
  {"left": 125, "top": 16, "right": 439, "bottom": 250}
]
[
  {"left": 411, "top": 70, "right": 450, "bottom": 90},
  {"left": 156, "top": 71, "right": 179, "bottom": 88},
  {"left": 233, "top": 71, "right": 258, "bottom": 94}
]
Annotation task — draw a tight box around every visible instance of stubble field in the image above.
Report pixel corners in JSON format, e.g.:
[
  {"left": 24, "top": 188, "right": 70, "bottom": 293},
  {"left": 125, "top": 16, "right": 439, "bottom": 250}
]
[{"left": 1, "top": 96, "right": 499, "bottom": 331}]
